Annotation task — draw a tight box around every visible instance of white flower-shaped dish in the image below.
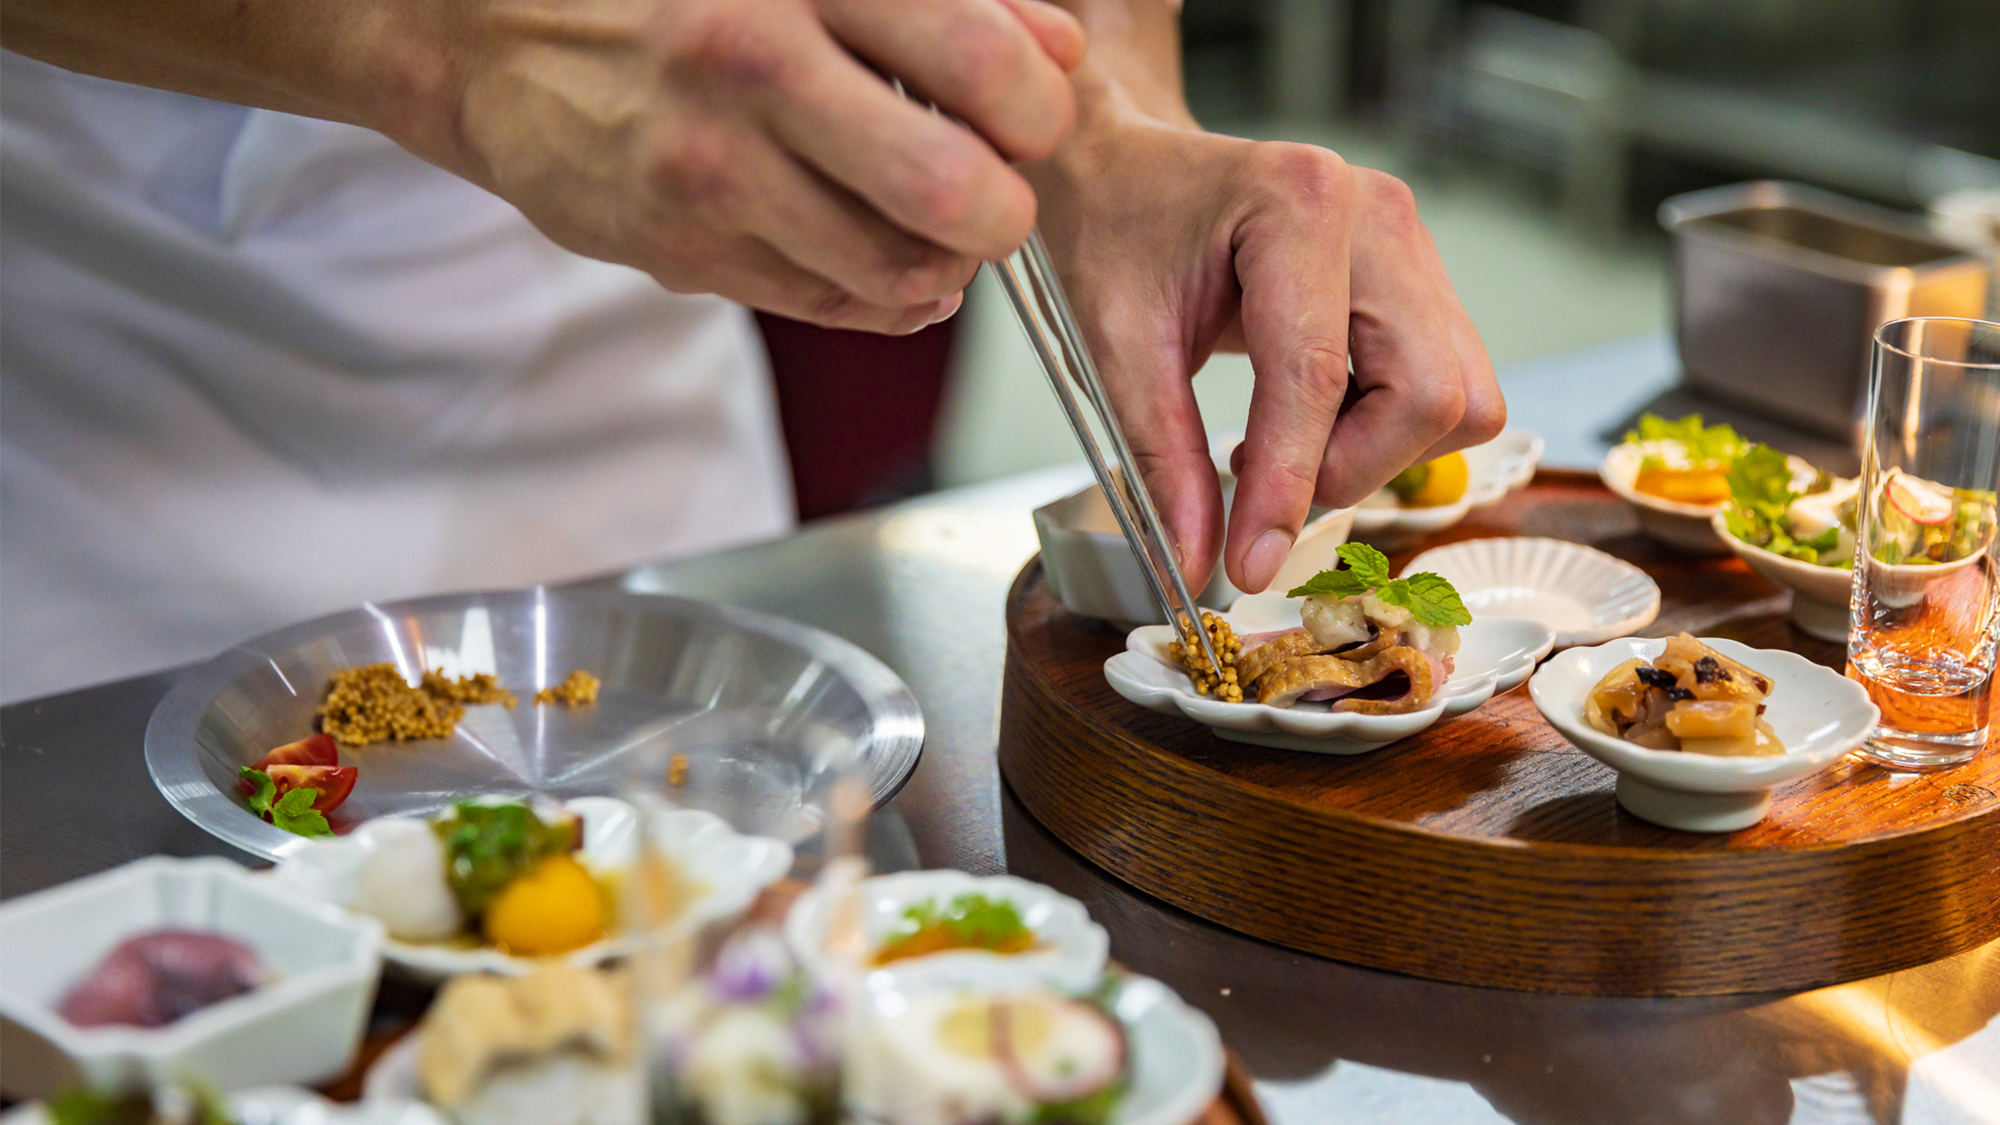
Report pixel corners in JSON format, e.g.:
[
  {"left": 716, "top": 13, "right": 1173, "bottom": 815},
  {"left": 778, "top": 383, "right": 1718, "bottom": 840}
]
[
  {"left": 1403, "top": 537, "right": 1661, "bottom": 647},
  {"left": 785, "top": 871, "right": 1109, "bottom": 993},
  {"left": 1709, "top": 512, "right": 1855, "bottom": 642},
  {"left": 0, "top": 857, "right": 381, "bottom": 1100},
  {"left": 271, "top": 797, "right": 791, "bottom": 979},
  {"left": 1528, "top": 637, "right": 1879, "bottom": 832},
  {"left": 1106, "top": 594, "right": 1557, "bottom": 754},
  {"left": 1599, "top": 442, "right": 1728, "bottom": 554},
  {"left": 1352, "top": 429, "right": 1544, "bottom": 541},
  {"left": 4, "top": 1086, "right": 446, "bottom": 1125}
]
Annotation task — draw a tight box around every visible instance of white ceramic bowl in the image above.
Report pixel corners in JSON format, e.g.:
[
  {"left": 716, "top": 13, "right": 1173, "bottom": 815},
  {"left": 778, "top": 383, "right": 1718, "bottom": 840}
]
[
  {"left": 1035, "top": 475, "right": 1355, "bottom": 626},
  {"left": 1403, "top": 537, "right": 1662, "bottom": 647},
  {"left": 785, "top": 871, "right": 1109, "bottom": 993},
  {"left": 3, "top": 1087, "right": 447, "bottom": 1125},
  {"left": 1599, "top": 443, "right": 1729, "bottom": 554},
  {"left": 1528, "top": 637, "right": 1879, "bottom": 832},
  {"left": 1709, "top": 512, "right": 1856, "bottom": 642},
  {"left": 271, "top": 797, "right": 791, "bottom": 979},
  {"left": 1351, "top": 429, "right": 1544, "bottom": 544},
  {"left": 0, "top": 857, "right": 382, "bottom": 1100},
  {"left": 1105, "top": 594, "right": 1556, "bottom": 754}
]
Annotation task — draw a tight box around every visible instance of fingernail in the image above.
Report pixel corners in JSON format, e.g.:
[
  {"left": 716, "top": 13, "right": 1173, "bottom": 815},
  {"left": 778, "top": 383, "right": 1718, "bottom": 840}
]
[
  {"left": 1243, "top": 528, "right": 1294, "bottom": 593},
  {"left": 927, "top": 292, "right": 965, "bottom": 325}
]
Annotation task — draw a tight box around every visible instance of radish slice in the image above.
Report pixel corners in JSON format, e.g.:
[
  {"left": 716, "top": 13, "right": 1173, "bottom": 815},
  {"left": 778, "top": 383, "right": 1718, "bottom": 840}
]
[
  {"left": 1886, "top": 472, "right": 1954, "bottom": 525},
  {"left": 992, "top": 994, "right": 1127, "bottom": 1105}
]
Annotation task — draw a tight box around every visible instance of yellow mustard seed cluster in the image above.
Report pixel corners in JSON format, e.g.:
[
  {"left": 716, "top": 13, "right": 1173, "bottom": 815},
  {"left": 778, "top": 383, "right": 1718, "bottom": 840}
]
[
  {"left": 317, "top": 663, "right": 466, "bottom": 745},
  {"left": 421, "top": 669, "right": 518, "bottom": 709},
  {"left": 1168, "top": 611, "right": 1244, "bottom": 702},
  {"left": 535, "top": 668, "right": 602, "bottom": 708}
]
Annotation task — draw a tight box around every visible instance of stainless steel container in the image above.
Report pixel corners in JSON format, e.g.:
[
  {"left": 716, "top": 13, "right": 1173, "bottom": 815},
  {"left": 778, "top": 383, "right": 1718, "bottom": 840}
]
[{"left": 1660, "top": 181, "right": 1991, "bottom": 438}]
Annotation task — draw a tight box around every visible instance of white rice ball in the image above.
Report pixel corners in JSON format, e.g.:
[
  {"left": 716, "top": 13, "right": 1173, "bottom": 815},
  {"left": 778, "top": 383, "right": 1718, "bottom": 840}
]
[{"left": 354, "top": 822, "right": 464, "bottom": 941}]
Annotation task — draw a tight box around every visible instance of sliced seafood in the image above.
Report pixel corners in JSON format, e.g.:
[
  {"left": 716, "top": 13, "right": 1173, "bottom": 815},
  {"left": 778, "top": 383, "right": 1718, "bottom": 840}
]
[{"left": 1583, "top": 633, "right": 1785, "bottom": 756}]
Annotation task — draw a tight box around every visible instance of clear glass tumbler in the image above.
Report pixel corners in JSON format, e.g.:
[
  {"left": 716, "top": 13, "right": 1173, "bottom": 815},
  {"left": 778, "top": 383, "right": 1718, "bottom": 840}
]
[{"left": 1847, "top": 316, "right": 2000, "bottom": 769}]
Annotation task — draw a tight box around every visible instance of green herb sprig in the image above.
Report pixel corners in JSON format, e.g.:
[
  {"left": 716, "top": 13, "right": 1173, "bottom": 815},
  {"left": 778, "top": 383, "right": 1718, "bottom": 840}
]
[
  {"left": 1285, "top": 543, "right": 1471, "bottom": 627},
  {"left": 237, "top": 767, "right": 332, "bottom": 837},
  {"left": 1720, "top": 444, "right": 1844, "bottom": 566},
  {"left": 1625, "top": 413, "right": 1748, "bottom": 471}
]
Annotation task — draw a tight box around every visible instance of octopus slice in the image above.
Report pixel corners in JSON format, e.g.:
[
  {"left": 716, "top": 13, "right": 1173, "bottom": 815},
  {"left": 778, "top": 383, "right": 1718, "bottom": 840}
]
[
  {"left": 1236, "top": 628, "right": 1331, "bottom": 687},
  {"left": 1255, "top": 646, "right": 1436, "bottom": 714}
]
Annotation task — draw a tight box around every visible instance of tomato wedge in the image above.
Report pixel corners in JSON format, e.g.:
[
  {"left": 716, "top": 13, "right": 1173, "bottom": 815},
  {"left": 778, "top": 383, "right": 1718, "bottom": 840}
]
[
  {"left": 255, "top": 733, "right": 339, "bottom": 770},
  {"left": 261, "top": 764, "right": 358, "bottom": 813}
]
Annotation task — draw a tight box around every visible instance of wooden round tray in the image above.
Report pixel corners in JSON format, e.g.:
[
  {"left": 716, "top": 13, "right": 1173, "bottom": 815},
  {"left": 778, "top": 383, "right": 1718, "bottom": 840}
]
[{"left": 997, "top": 471, "right": 2000, "bottom": 996}]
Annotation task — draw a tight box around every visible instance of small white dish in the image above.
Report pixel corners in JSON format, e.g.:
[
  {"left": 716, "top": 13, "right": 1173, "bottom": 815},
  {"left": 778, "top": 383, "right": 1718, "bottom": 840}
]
[
  {"left": 1351, "top": 429, "right": 1544, "bottom": 543},
  {"left": 3, "top": 1085, "right": 447, "bottom": 1125},
  {"left": 1403, "top": 537, "right": 1662, "bottom": 647},
  {"left": 785, "top": 871, "right": 1109, "bottom": 993},
  {"left": 1105, "top": 599, "right": 1556, "bottom": 754},
  {"left": 1035, "top": 474, "right": 1355, "bottom": 626},
  {"left": 1599, "top": 442, "right": 1729, "bottom": 554},
  {"left": 271, "top": 797, "right": 791, "bottom": 980},
  {"left": 0, "top": 857, "right": 382, "bottom": 1100},
  {"left": 1528, "top": 637, "right": 1879, "bottom": 832},
  {"left": 1709, "top": 512, "right": 1855, "bottom": 642}
]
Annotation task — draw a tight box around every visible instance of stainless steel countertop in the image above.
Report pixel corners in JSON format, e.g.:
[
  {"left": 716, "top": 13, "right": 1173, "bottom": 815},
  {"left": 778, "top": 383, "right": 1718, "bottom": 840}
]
[{"left": 4, "top": 337, "right": 1995, "bottom": 1123}]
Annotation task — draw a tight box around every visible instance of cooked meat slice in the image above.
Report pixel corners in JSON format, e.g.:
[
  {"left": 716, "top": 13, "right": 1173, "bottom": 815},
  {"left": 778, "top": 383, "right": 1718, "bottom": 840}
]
[
  {"left": 1255, "top": 646, "right": 1437, "bottom": 714},
  {"left": 1237, "top": 628, "right": 1331, "bottom": 686},
  {"left": 1331, "top": 625, "right": 1395, "bottom": 662}
]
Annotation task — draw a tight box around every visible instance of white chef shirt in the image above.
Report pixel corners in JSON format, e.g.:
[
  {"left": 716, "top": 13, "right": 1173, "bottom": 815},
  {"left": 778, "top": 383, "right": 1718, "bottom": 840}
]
[{"left": 0, "top": 54, "right": 796, "bottom": 703}]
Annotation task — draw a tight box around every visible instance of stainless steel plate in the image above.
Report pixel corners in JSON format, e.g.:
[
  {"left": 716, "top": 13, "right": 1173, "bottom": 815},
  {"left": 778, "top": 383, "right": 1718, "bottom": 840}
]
[{"left": 145, "top": 588, "right": 924, "bottom": 861}]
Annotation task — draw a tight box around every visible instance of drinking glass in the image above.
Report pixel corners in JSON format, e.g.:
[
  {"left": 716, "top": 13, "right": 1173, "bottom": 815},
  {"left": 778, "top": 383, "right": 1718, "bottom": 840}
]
[{"left": 1847, "top": 316, "right": 2000, "bottom": 769}]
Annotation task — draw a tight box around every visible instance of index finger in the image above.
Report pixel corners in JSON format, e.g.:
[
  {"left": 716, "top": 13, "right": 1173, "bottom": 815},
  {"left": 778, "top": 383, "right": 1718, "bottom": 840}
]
[{"left": 1223, "top": 144, "right": 1356, "bottom": 594}]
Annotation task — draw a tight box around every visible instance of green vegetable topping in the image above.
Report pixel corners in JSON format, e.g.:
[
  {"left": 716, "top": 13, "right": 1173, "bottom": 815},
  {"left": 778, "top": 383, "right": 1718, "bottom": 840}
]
[
  {"left": 1625, "top": 413, "right": 1748, "bottom": 471},
  {"left": 875, "top": 892, "right": 1034, "bottom": 964},
  {"left": 433, "top": 801, "right": 579, "bottom": 917},
  {"left": 237, "top": 767, "right": 332, "bottom": 838},
  {"left": 1286, "top": 543, "right": 1471, "bottom": 627},
  {"left": 1720, "top": 444, "right": 1848, "bottom": 566}
]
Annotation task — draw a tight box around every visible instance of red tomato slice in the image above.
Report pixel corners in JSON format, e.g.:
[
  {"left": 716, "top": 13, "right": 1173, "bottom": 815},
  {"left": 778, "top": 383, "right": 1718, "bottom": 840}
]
[
  {"left": 255, "top": 733, "right": 339, "bottom": 770},
  {"left": 262, "top": 764, "right": 358, "bottom": 813}
]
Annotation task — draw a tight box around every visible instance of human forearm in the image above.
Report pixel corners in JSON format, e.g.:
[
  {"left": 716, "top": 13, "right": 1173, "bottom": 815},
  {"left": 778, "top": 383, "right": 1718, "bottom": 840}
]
[{"left": 2, "top": 0, "right": 463, "bottom": 167}]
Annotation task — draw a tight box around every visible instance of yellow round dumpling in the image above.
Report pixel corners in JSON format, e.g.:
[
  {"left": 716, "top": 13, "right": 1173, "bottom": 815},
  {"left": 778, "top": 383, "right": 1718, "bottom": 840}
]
[{"left": 483, "top": 855, "right": 607, "bottom": 956}]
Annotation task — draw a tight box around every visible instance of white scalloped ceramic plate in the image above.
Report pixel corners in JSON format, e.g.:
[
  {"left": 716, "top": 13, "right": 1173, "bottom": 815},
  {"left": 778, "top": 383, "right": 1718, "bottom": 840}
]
[
  {"left": 4, "top": 1087, "right": 445, "bottom": 1125},
  {"left": 1403, "top": 537, "right": 1662, "bottom": 647},
  {"left": 1352, "top": 429, "right": 1544, "bottom": 538},
  {"left": 270, "top": 797, "right": 791, "bottom": 980},
  {"left": 784, "top": 870, "right": 1109, "bottom": 993},
  {"left": 1528, "top": 637, "right": 1878, "bottom": 832},
  {"left": 1104, "top": 597, "right": 1556, "bottom": 754}
]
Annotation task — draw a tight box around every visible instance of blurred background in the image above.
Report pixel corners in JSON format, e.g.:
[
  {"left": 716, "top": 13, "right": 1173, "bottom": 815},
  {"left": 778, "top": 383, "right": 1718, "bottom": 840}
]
[{"left": 761, "top": 0, "right": 2000, "bottom": 520}]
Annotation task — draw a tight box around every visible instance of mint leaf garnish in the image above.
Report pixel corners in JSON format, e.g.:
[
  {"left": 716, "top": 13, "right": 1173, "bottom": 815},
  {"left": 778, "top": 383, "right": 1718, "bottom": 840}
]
[
  {"left": 271, "top": 787, "right": 331, "bottom": 837},
  {"left": 1337, "top": 542, "right": 1391, "bottom": 587},
  {"left": 1378, "top": 572, "right": 1473, "bottom": 627},
  {"left": 239, "top": 767, "right": 276, "bottom": 817}
]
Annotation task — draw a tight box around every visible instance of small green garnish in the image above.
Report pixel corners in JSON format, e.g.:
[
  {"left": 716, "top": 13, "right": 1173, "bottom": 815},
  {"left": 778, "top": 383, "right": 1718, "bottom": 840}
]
[
  {"left": 1286, "top": 543, "right": 1471, "bottom": 627},
  {"left": 237, "top": 767, "right": 332, "bottom": 838},
  {"left": 874, "top": 893, "right": 1034, "bottom": 964},
  {"left": 1625, "top": 413, "right": 1748, "bottom": 470},
  {"left": 433, "top": 802, "right": 577, "bottom": 917},
  {"left": 1386, "top": 462, "right": 1430, "bottom": 502},
  {"left": 1721, "top": 444, "right": 1846, "bottom": 566}
]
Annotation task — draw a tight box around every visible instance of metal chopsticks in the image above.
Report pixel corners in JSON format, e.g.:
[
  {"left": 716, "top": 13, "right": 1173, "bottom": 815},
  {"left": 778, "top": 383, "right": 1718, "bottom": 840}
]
[{"left": 988, "top": 232, "right": 1224, "bottom": 678}]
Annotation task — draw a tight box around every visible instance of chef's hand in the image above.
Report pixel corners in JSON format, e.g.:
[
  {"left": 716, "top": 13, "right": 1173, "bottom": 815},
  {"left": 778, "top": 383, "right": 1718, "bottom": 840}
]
[
  {"left": 5, "top": 0, "right": 1083, "bottom": 335},
  {"left": 438, "top": 0, "right": 1084, "bottom": 333},
  {"left": 1028, "top": 5, "right": 1502, "bottom": 594}
]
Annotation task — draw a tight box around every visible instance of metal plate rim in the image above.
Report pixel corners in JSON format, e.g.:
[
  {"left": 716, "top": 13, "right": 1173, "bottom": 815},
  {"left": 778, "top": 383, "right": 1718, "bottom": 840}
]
[{"left": 144, "top": 586, "right": 924, "bottom": 862}]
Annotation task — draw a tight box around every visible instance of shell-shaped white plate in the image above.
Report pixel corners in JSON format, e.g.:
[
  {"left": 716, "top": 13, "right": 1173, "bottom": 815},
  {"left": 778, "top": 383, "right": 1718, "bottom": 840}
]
[
  {"left": 270, "top": 797, "right": 791, "bottom": 979},
  {"left": 365, "top": 971, "right": 1220, "bottom": 1125},
  {"left": 785, "top": 871, "right": 1109, "bottom": 993},
  {"left": 1528, "top": 637, "right": 1878, "bottom": 832},
  {"left": 4, "top": 1087, "right": 446, "bottom": 1125},
  {"left": 1352, "top": 429, "right": 1544, "bottom": 537},
  {"left": 1708, "top": 511, "right": 1855, "bottom": 642},
  {"left": 1105, "top": 598, "right": 1556, "bottom": 754},
  {"left": 1403, "top": 537, "right": 1662, "bottom": 647}
]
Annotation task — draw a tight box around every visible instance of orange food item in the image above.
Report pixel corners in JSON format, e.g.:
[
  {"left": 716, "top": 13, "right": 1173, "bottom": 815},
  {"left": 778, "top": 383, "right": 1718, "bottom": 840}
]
[
  {"left": 1634, "top": 468, "right": 1731, "bottom": 506},
  {"left": 873, "top": 925, "right": 1036, "bottom": 966}
]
